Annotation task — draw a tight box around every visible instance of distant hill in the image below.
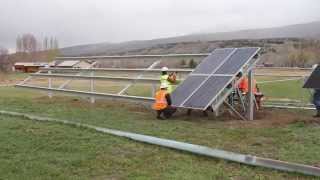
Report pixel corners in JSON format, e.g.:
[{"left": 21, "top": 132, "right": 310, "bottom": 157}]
[{"left": 60, "top": 21, "right": 320, "bottom": 56}]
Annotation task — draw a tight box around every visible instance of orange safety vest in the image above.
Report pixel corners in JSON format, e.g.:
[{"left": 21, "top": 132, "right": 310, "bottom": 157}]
[
  {"left": 152, "top": 90, "right": 168, "bottom": 110},
  {"left": 238, "top": 77, "right": 257, "bottom": 94}
]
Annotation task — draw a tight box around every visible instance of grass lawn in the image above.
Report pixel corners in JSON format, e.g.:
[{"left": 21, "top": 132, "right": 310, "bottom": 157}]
[
  {"left": 259, "top": 78, "right": 312, "bottom": 102},
  {"left": 1, "top": 86, "right": 320, "bottom": 179}
]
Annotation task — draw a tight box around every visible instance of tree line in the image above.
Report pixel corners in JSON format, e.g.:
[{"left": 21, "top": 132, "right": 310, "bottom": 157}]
[
  {"left": 16, "top": 34, "right": 59, "bottom": 53},
  {"left": 0, "top": 46, "right": 9, "bottom": 71}
]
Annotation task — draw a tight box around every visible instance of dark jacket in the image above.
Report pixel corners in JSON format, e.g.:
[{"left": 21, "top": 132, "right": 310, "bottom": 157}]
[
  {"left": 313, "top": 89, "right": 320, "bottom": 109},
  {"left": 165, "top": 94, "right": 172, "bottom": 106}
]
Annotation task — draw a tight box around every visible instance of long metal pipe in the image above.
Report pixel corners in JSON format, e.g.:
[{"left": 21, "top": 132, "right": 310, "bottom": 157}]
[
  {"left": 39, "top": 68, "right": 309, "bottom": 77},
  {"left": 40, "top": 67, "right": 193, "bottom": 73},
  {"left": 1, "top": 110, "right": 320, "bottom": 177},
  {"left": 30, "top": 73, "right": 162, "bottom": 84},
  {"left": 55, "top": 53, "right": 210, "bottom": 60},
  {"left": 15, "top": 84, "right": 154, "bottom": 103}
]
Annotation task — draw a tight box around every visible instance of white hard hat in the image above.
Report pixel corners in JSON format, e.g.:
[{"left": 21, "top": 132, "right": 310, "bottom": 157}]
[
  {"left": 160, "top": 83, "right": 168, "bottom": 89},
  {"left": 161, "top": 67, "right": 169, "bottom": 71},
  {"left": 312, "top": 64, "right": 318, "bottom": 70}
]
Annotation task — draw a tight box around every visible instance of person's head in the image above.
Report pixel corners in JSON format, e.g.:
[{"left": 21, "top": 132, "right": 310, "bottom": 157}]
[
  {"left": 160, "top": 83, "right": 168, "bottom": 90},
  {"left": 161, "top": 67, "right": 168, "bottom": 75}
]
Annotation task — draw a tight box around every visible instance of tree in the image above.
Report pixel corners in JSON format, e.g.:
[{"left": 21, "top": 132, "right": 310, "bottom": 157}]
[
  {"left": 189, "top": 59, "right": 197, "bottom": 68},
  {"left": 0, "top": 46, "right": 9, "bottom": 71},
  {"left": 180, "top": 59, "right": 186, "bottom": 67},
  {"left": 50, "top": 37, "right": 54, "bottom": 49},
  {"left": 287, "top": 50, "right": 312, "bottom": 67},
  {"left": 16, "top": 36, "right": 22, "bottom": 52},
  {"left": 53, "top": 37, "right": 59, "bottom": 49},
  {"left": 0, "top": 47, "right": 8, "bottom": 56},
  {"left": 43, "top": 37, "right": 48, "bottom": 50},
  {"left": 21, "top": 33, "right": 37, "bottom": 53}
]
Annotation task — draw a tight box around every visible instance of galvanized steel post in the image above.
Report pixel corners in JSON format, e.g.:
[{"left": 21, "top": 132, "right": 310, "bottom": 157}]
[
  {"left": 247, "top": 70, "right": 254, "bottom": 120},
  {"left": 90, "top": 71, "right": 95, "bottom": 103},
  {"left": 48, "top": 70, "right": 52, "bottom": 98}
]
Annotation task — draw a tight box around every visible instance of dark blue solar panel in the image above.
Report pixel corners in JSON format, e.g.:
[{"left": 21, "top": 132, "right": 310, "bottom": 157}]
[
  {"left": 215, "top": 47, "right": 259, "bottom": 74},
  {"left": 192, "top": 48, "right": 235, "bottom": 74},
  {"left": 303, "top": 65, "right": 320, "bottom": 89},
  {"left": 182, "top": 76, "right": 232, "bottom": 109},
  {"left": 171, "top": 47, "right": 260, "bottom": 110},
  {"left": 171, "top": 75, "right": 207, "bottom": 107}
]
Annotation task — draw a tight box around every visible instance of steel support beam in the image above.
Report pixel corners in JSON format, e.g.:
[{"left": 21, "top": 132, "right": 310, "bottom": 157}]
[
  {"left": 90, "top": 71, "right": 95, "bottom": 103},
  {"left": 30, "top": 73, "right": 162, "bottom": 84},
  {"left": 48, "top": 70, "right": 52, "bottom": 98},
  {"left": 15, "top": 84, "right": 154, "bottom": 104},
  {"left": 55, "top": 53, "right": 209, "bottom": 60},
  {"left": 118, "top": 60, "right": 161, "bottom": 95},
  {"left": 247, "top": 70, "right": 254, "bottom": 120}
]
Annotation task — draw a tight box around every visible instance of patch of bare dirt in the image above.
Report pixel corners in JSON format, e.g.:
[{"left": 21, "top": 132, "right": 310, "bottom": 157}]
[
  {"left": 32, "top": 95, "right": 320, "bottom": 128},
  {"left": 220, "top": 108, "right": 320, "bottom": 128}
]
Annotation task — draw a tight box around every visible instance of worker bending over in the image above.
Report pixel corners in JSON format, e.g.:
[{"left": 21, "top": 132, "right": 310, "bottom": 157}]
[
  {"left": 160, "top": 67, "right": 177, "bottom": 93},
  {"left": 152, "top": 84, "right": 176, "bottom": 119},
  {"left": 238, "top": 76, "right": 264, "bottom": 110}
]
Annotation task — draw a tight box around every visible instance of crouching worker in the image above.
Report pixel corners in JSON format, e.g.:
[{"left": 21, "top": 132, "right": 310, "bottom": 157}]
[{"left": 152, "top": 84, "right": 176, "bottom": 120}]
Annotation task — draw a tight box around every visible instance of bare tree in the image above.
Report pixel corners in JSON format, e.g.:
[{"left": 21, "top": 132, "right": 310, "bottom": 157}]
[
  {"left": 0, "top": 46, "right": 9, "bottom": 71},
  {"left": 50, "top": 37, "right": 54, "bottom": 50},
  {"left": 16, "top": 36, "right": 22, "bottom": 52},
  {"left": 21, "top": 33, "right": 37, "bottom": 53},
  {"left": 54, "top": 38, "right": 59, "bottom": 49},
  {"left": 43, "top": 37, "right": 48, "bottom": 50},
  {"left": 0, "top": 47, "right": 8, "bottom": 55}
]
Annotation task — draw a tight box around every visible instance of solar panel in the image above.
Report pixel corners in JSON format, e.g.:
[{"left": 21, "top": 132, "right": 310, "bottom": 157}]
[
  {"left": 182, "top": 75, "right": 233, "bottom": 109},
  {"left": 171, "top": 76, "right": 207, "bottom": 107},
  {"left": 303, "top": 65, "right": 320, "bottom": 89},
  {"left": 215, "top": 48, "right": 260, "bottom": 74},
  {"left": 192, "top": 48, "right": 236, "bottom": 74},
  {"left": 171, "top": 47, "right": 260, "bottom": 110}
]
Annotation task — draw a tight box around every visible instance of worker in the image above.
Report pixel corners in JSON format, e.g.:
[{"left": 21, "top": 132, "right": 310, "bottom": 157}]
[
  {"left": 238, "top": 76, "right": 264, "bottom": 110},
  {"left": 160, "top": 67, "right": 176, "bottom": 93},
  {"left": 152, "top": 83, "right": 177, "bottom": 119},
  {"left": 313, "top": 89, "right": 320, "bottom": 117},
  {"left": 311, "top": 64, "right": 320, "bottom": 117}
]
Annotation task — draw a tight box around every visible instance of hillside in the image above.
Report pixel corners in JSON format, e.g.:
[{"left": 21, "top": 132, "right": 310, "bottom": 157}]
[{"left": 60, "top": 21, "right": 320, "bottom": 56}]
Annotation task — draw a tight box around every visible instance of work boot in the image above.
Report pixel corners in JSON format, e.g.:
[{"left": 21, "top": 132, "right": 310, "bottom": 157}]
[
  {"left": 313, "top": 110, "right": 320, "bottom": 118},
  {"left": 157, "top": 116, "right": 164, "bottom": 120}
]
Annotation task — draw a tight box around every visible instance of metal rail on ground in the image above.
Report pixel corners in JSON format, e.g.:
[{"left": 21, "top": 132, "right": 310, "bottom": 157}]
[{"left": 1, "top": 110, "right": 320, "bottom": 177}]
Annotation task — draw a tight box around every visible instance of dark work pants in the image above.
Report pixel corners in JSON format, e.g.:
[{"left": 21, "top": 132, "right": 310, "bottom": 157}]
[
  {"left": 157, "top": 106, "right": 177, "bottom": 119},
  {"left": 313, "top": 90, "right": 320, "bottom": 110}
]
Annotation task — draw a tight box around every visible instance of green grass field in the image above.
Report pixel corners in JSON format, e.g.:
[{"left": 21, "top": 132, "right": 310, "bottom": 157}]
[{"left": 1, "top": 84, "right": 320, "bottom": 179}]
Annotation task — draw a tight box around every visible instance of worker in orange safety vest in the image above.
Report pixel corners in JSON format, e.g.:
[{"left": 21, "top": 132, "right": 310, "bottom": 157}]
[
  {"left": 238, "top": 76, "right": 264, "bottom": 110},
  {"left": 152, "top": 83, "right": 176, "bottom": 119}
]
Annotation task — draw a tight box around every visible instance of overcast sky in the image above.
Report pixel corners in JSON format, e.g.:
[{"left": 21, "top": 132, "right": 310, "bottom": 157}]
[{"left": 1, "top": 0, "right": 320, "bottom": 50}]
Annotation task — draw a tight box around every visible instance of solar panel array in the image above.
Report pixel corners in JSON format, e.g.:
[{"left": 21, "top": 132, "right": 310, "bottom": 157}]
[
  {"left": 171, "top": 47, "right": 260, "bottom": 110},
  {"left": 303, "top": 65, "right": 320, "bottom": 89}
]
